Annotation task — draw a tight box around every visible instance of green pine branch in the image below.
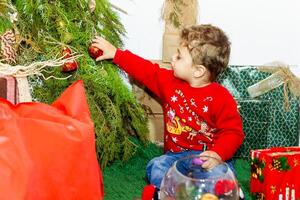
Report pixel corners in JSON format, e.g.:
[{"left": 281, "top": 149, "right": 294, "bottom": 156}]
[{"left": 10, "top": 0, "right": 149, "bottom": 168}]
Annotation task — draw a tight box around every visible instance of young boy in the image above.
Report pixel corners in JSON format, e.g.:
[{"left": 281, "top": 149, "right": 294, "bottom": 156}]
[{"left": 92, "top": 24, "right": 244, "bottom": 199}]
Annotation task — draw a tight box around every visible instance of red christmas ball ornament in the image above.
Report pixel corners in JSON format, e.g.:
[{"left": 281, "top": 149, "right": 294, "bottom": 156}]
[
  {"left": 62, "top": 46, "right": 72, "bottom": 58},
  {"left": 88, "top": 45, "right": 103, "bottom": 59},
  {"left": 62, "top": 60, "right": 78, "bottom": 72},
  {"left": 214, "top": 179, "right": 236, "bottom": 196}
]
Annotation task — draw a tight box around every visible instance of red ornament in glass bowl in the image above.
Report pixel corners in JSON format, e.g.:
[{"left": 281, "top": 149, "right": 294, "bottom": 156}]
[{"left": 160, "top": 155, "right": 239, "bottom": 200}]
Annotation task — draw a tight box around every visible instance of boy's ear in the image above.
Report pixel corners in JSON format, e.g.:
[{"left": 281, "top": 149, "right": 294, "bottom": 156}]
[{"left": 193, "top": 65, "right": 207, "bottom": 78}]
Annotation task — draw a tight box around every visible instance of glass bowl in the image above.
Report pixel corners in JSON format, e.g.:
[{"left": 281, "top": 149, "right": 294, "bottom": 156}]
[{"left": 160, "top": 155, "right": 239, "bottom": 200}]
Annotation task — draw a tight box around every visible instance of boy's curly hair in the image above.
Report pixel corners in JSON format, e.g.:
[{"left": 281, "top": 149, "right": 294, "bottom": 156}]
[{"left": 181, "top": 24, "right": 231, "bottom": 81}]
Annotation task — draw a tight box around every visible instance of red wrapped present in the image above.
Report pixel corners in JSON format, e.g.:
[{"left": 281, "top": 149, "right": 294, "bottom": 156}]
[
  {"left": 250, "top": 147, "right": 300, "bottom": 200},
  {"left": 0, "top": 75, "right": 17, "bottom": 104}
]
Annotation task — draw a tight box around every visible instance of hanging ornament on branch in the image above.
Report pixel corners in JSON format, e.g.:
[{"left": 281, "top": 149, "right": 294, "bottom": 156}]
[
  {"left": 88, "top": 45, "right": 103, "bottom": 60},
  {"left": 0, "top": 2, "right": 18, "bottom": 63},
  {"left": 62, "top": 60, "right": 78, "bottom": 72},
  {"left": 62, "top": 46, "right": 72, "bottom": 58},
  {"left": 0, "top": 54, "right": 82, "bottom": 79},
  {"left": 0, "top": 29, "right": 17, "bottom": 63},
  {"left": 61, "top": 46, "right": 79, "bottom": 72}
]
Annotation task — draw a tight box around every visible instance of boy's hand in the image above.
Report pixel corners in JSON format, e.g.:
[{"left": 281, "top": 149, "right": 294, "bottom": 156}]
[
  {"left": 199, "top": 150, "right": 222, "bottom": 169},
  {"left": 91, "top": 36, "right": 117, "bottom": 61}
]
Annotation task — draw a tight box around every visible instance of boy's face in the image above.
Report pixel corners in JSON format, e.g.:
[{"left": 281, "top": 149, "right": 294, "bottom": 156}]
[{"left": 171, "top": 45, "right": 194, "bottom": 81}]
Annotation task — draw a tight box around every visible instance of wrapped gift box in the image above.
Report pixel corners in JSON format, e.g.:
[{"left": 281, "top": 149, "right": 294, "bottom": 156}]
[
  {"left": 217, "top": 66, "right": 300, "bottom": 158},
  {"left": 250, "top": 147, "right": 300, "bottom": 200},
  {"left": 162, "top": 0, "right": 197, "bottom": 62},
  {"left": 0, "top": 75, "right": 17, "bottom": 104},
  {"left": 0, "top": 75, "right": 32, "bottom": 104}
]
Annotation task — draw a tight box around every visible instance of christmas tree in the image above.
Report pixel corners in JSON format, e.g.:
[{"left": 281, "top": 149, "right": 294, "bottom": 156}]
[{"left": 0, "top": 0, "right": 149, "bottom": 168}]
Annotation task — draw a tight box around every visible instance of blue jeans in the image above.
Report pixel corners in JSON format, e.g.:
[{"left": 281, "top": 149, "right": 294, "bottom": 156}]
[{"left": 146, "top": 150, "right": 235, "bottom": 189}]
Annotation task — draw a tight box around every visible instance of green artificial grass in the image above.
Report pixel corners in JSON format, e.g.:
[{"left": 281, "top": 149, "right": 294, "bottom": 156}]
[
  {"left": 103, "top": 140, "right": 251, "bottom": 200},
  {"left": 234, "top": 159, "right": 251, "bottom": 199}
]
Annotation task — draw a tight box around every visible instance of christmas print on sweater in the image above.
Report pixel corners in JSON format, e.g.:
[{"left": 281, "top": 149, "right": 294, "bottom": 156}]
[
  {"left": 165, "top": 89, "right": 217, "bottom": 152},
  {"left": 113, "top": 49, "right": 244, "bottom": 160}
]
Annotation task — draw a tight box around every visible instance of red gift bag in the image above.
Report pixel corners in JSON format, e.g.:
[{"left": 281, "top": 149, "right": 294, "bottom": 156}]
[
  {"left": 250, "top": 147, "right": 300, "bottom": 200},
  {"left": 0, "top": 80, "right": 104, "bottom": 200}
]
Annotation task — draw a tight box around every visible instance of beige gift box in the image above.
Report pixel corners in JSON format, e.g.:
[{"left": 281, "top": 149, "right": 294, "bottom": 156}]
[
  {"left": 131, "top": 61, "right": 171, "bottom": 144},
  {"left": 162, "top": 32, "right": 180, "bottom": 63},
  {"left": 132, "top": 82, "right": 164, "bottom": 144},
  {"left": 162, "top": 0, "right": 198, "bottom": 62}
]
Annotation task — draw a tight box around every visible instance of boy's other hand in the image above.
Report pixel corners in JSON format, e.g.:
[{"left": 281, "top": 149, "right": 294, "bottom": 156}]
[
  {"left": 91, "top": 36, "right": 117, "bottom": 61},
  {"left": 199, "top": 150, "right": 222, "bottom": 169}
]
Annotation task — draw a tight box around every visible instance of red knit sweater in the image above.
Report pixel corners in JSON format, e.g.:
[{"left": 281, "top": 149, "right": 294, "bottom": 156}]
[{"left": 113, "top": 49, "right": 244, "bottom": 161}]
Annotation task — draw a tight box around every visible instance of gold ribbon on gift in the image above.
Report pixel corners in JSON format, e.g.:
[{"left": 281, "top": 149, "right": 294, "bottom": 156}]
[{"left": 247, "top": 65, "right": 300, "bottom": 111}]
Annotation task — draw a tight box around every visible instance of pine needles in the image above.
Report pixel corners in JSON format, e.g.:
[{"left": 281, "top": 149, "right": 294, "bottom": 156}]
[{"left": 1, "top": 0, "right": 149, "bottom": 168}]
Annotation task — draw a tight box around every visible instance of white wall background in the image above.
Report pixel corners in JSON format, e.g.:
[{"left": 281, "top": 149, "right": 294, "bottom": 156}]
[
  {"left": 109, "top": 0, "right": 300, "bottom": 66},
  {"left": 109, "top": 0, "right": 164, "bottom": 60}
]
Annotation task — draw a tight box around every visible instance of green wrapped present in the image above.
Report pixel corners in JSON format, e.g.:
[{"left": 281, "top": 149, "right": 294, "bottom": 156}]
[{"left": 218, "top": 66, "right": 300, "bottom": 158}]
